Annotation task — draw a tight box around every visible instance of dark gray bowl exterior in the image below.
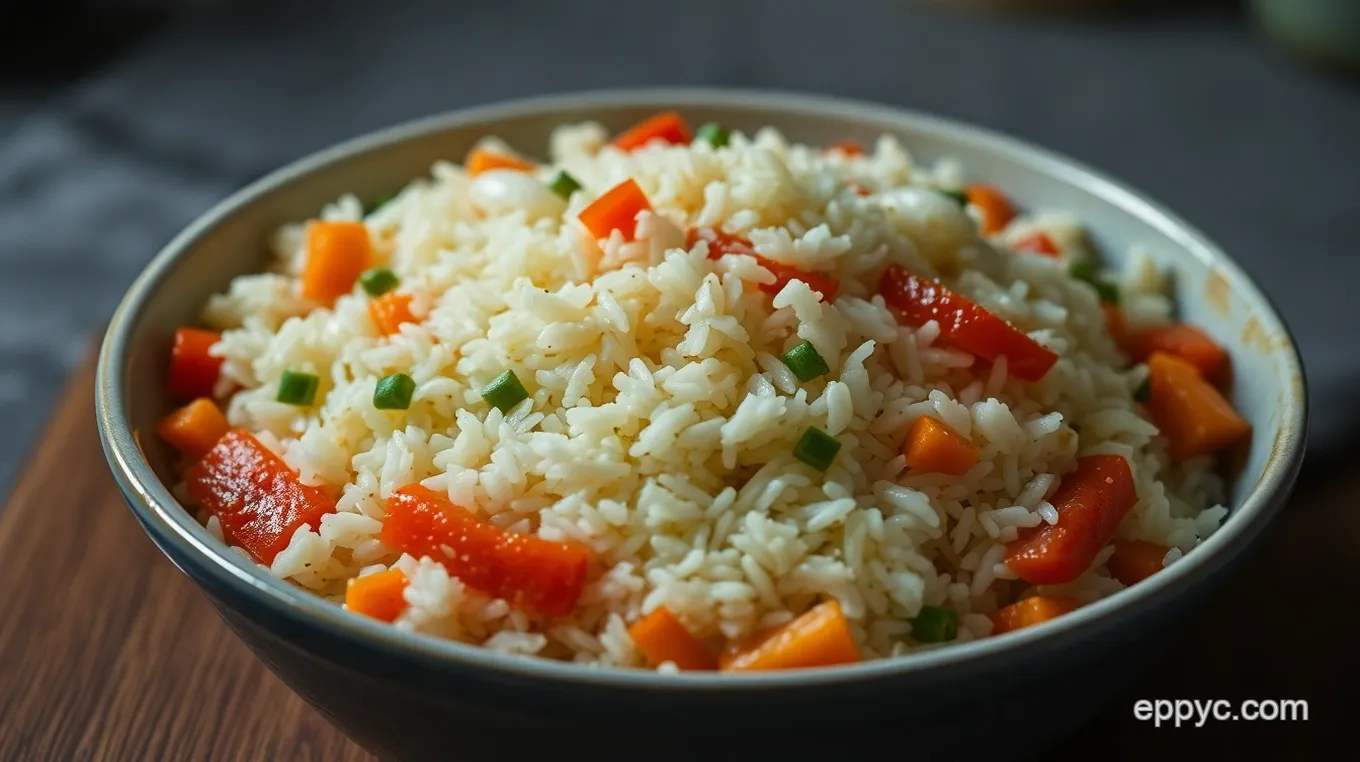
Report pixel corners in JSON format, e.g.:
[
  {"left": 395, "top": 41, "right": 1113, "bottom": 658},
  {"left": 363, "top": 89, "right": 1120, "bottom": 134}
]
[{"left": 97, "top": 90, "right": 1307, "bottom": 762}]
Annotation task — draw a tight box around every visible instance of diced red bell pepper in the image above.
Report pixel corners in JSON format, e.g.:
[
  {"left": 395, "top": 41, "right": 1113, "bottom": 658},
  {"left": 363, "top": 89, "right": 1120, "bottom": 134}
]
[
  {"left": 877, "top": 264, "right": 1058, "bottom": 382},
  {"left": 185, "top": 429, "right": 335, "bottom": 565},
  {"left": 168, "top": 327, "right": 224, "bottom": 400},
  {"left": 1121, "top": 323, "right": 1229, "bottom": 382},
  {"left": 380, "top": 485, "right": 590, "bottom": 617},
  {"left": 1004, "top": 454, "right": 1139, "bottom": 585},
  {"left": 1013, "top": 232, "right": 1060, "bottom": 258},
  {"left": 687, "top": 227, "right": 840, "bottom": 302},
  {"left": 611, "top": 111, "right": 692, "bottom": 151}
]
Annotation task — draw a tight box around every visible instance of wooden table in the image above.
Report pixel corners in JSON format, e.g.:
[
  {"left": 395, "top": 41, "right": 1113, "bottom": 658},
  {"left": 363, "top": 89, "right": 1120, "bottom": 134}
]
[{"left": 0, "top": 354, "right": 1345, "bottom": 761}]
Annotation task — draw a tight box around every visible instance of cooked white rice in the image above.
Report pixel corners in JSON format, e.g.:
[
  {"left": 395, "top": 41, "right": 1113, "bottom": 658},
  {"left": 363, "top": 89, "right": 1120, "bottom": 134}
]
[{"left": 186, "top": 121, "right": 1228, "bottom": 667}]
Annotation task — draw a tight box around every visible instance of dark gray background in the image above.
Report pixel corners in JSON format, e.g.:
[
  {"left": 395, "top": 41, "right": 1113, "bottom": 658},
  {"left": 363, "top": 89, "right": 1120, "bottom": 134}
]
[{"left": 1, "top": 0, "right": 1355, "bottom": 496}]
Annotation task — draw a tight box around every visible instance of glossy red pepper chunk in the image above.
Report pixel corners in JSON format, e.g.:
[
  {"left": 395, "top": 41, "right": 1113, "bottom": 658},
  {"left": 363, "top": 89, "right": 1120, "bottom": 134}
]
[
  {"left": 380, "top": 485, "right": 590, "bottom": 617},
  {"left": 168, "top": 327, "right": 224, "bottom": 400},
  {"left": 1005, "top": 454, "right": 1139, "bottom": 585},
  {"left": 185, "top": 429, "right": 335, "bottom": 565},
  {"left": 1013, "top": 232, "right": 1060, "bottom": 257},
  {"left": 687, "top": 227, "right": 840, "bottom": 302},
  {"left": 877, "top": 264, "right": 1058, "bottom": 382}
]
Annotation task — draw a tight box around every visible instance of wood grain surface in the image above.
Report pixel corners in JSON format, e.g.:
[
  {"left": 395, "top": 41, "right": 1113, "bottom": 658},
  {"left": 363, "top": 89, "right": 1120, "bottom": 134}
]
[{"left": 0, "top": 354, "right": 1345, "bottom": 761}]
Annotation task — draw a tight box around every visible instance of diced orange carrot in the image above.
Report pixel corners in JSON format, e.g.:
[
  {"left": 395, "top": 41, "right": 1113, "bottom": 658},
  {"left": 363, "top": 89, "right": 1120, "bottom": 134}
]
[
  {"left": 168, "top": 327, "right": 223, "bottom": 400},
  {"left": 465, "top": 146, "right": 535, "bottom": 176},
  {"left": 1013, "top": 232, "right": 1060, "bottom": 257},
  {"left": 578, "top": 179, "right": 652, "bottom": 242},
  {"left": 827, "top": 139, "right": 866, "bottom": 157},
  {"left": 1122, "top": 323, "right": 1229, "bottom": 382},
  {"left": 902, "top": 416, "right": 980, "bottom": 476},
  {"left": 687, "top": 226, "right": 840, "bottom": 301},
  {"left": 1005, "top": 454, "right": 1139, "bottom": 585},
  {"left": 186, "top": 430, "right": 336, "bottom": 565},
  {"left": 368, "top": 292, "right": 417, "bottom": 336},
  {"left": 1146, "top": 351, "right": 1250, "bottom": 460},
  {"left": 965, "top": 183, "right": 1017, "bottom": 235},
  {"left": 1106, "top": 539, "right": 1170, "bottom": 586},
  {"left": 628, "top": 607, "right": 717, "bottom": 671},
  {"left": 301, "top": 221, "right": 372, "bottom": 306},
  {"left": 991, "top": 596, "right": 1082, "bottom": 635},
  {"left": 345, "top": 568, "right": 409, "bottom": 622},
  {"left": 380, "top": 485, "right": 589, "bottom": 617},
  {"left": 1102, "top": 302, "right": 1127, "bottom": 345},
  {"left": 720, "top": 599, "right": 861, "bottom": 672},
  {"left": 156, "top": 398, "right": 230, "bottom": 459},
  {"left": 611, "top": 111, "right": 692, "bottom": 151}
]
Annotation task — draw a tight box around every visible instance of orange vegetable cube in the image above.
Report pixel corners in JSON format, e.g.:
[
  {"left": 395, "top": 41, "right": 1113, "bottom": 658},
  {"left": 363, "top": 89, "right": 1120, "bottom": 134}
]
[
  {"left": 1101, "top": 302, "right": 1126, "bottom": 344},
  {"left": 156, "top": 398, "right": 230, "bottom": 459},
  {"left": 345, "top": 568, "right": 409, "bottom": 623},
  {"left": 578, "top": 179, "right": 652, "bottom": 242},
  {"left": 1123, "top": 323, "right": 1229, "bottom": 382},
  {"left": 628, "top": 607, "right": 717, "bottom": 671},
  {"left": 369, "top": 292, "right": 417, "bottom": 336},
  {"left": 1106, "top": 539, "right": 1170, "bottom": 586},
  {"left": 720, "top": 599, "right": 861, "bottom": 672},
  {"left": 902, "top": 416, "right": 981, "bottom": 476},
  {"left": 991, "top": 595, "right": 1082, "bottom": 635},
  {"left": 964, "top": 183, "right": 1017, "bottom": 235},
  {"left": 1146, "top": 351, "right": 1251, "bottom": 460},
  {"left": 466, "top": 147, "right": 535, "bottom": 176},
  {"left": 301, "top": 221, "right": 372, "bottom": 306}
]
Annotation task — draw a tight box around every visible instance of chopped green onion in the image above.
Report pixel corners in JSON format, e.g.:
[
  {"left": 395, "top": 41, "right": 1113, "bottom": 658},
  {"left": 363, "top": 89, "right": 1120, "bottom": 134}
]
[
  {"left": 359, "top": 267, "right": 399, "bottom": 297},
  {"left": 939, "top": 189, "right": 968, "bottom": 206},
  {"left": 696, "top": 122, "right": 731, "bottom": 148},
  {"left": 1069, "top": 259, "right": 1120, "bottom": 304},
  {"left": 368, "top": 194, "right": 394, "bottom": 213},
  {"left": 1068, "top": 259, "right": 1098, "bottom": 282},
  {"left": 1134, "top": 377, "right": 1151, "bottom": 403},
  {"left": 1094, "top": 280, "right": 1120, "bottom": 305},
  {"left": 277, "top": 370, "right": 319, "bottom": 406},
  {"left": 912, "top": 605, "right": 958, "bottom": 643},
  {"left": 481, "top": 369, "right": 529, "bottom": 413},
  {"left": 547, "top": 170, "right": 582, "bottom": 200},
  {"left": 780, "top": 340, "right": 830, "bottom": 382},
  {"left": 793, "top": 427, "right": 841, "bottom": 471},
  {"left": 374, "top": 373, "right": 416, "bottom": 410}
]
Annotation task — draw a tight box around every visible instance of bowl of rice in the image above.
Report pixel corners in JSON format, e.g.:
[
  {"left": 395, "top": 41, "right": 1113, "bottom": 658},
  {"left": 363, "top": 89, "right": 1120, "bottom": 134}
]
[{"left": 97, "top": 89, "right": 1306, "bottom": 761}]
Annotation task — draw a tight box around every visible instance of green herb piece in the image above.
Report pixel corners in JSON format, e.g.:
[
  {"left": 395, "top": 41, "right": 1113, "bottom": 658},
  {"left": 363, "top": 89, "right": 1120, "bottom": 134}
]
[
  {"left": 481, "top": 369, "right": 529, "bottom": 413},
  {"left": 912, "top": 605, "right": 958, "bottom": 643},
  {"left": 374, "top": 373, "right": 416, "bottom": 410},
  {"left": 780, "top": 340, "right": 831, "bottom": 383},
  {"left": 277, "top": 370, "right": 320, "bottom": 406},
  {"left": 793, "top": 426, "right": 841, "bottom": 471}
]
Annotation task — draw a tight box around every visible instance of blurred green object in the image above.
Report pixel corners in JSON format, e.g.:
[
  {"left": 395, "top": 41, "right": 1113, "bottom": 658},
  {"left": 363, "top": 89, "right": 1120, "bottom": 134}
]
[{"left": 1250, "top": 0, "right": 1360, "bottom": 71}]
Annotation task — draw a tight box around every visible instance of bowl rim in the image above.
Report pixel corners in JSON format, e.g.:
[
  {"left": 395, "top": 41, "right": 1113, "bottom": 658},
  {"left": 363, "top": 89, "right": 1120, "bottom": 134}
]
[{"left": 96, "top": 86, "right": 1308, "bottom": 691}]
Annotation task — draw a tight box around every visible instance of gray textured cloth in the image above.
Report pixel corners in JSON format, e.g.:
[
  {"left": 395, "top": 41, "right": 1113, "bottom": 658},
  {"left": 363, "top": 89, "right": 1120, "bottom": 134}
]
[{"left": 1, "top": 0, "right": 1355, "bottom": 494}]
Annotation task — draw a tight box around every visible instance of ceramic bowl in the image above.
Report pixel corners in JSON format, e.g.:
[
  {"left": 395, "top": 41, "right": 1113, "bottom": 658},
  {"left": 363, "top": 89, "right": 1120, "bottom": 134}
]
[{"left": 96, "top": 89, "right": 1307, "bottom": 762}]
